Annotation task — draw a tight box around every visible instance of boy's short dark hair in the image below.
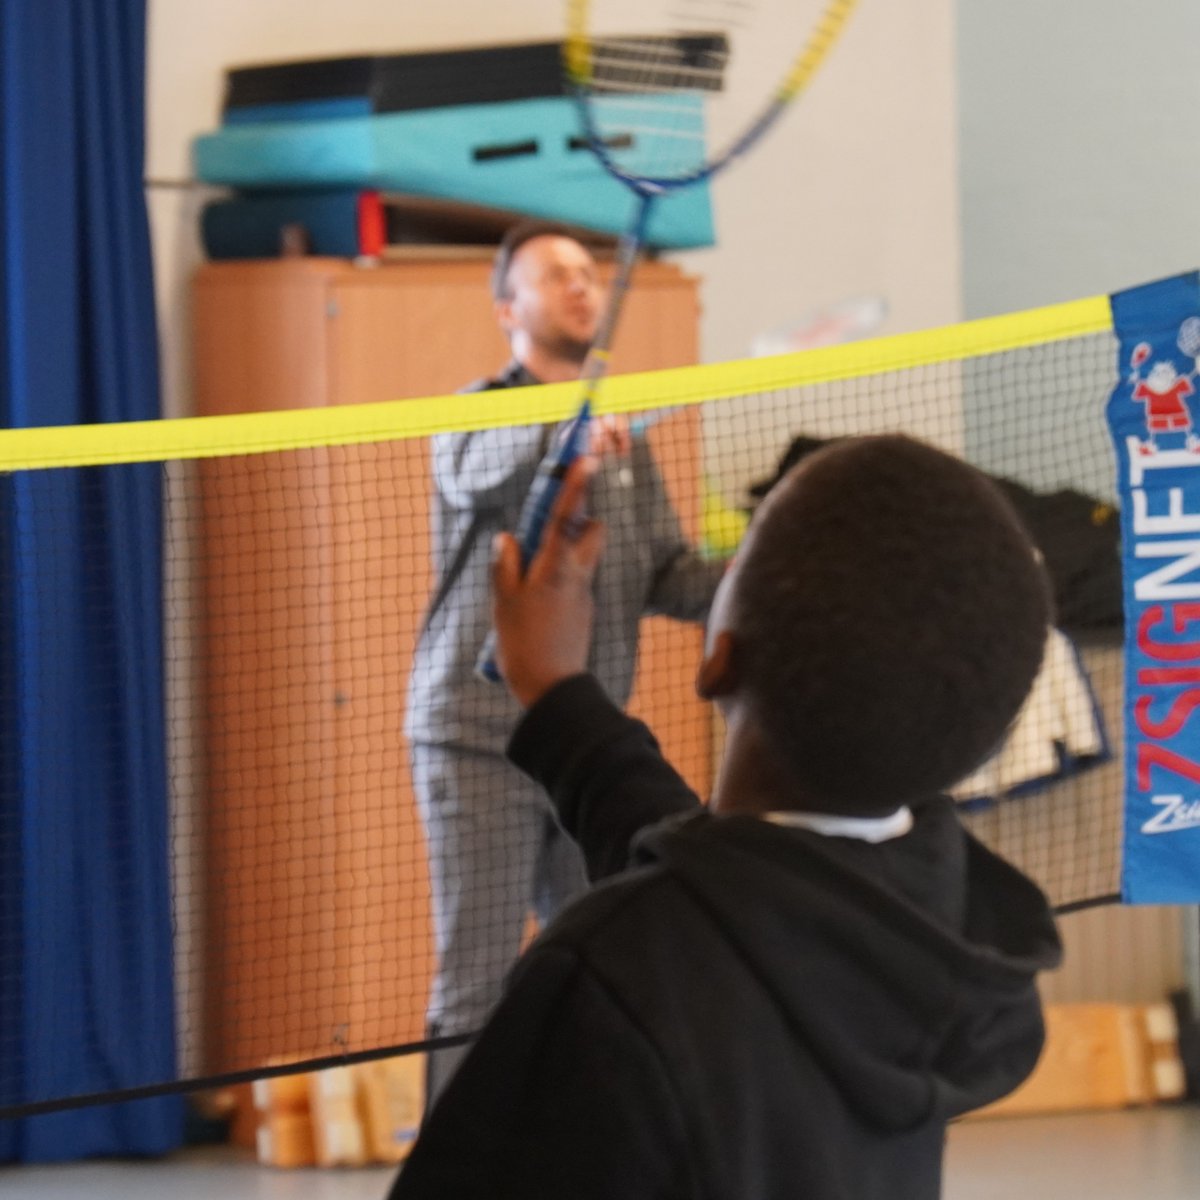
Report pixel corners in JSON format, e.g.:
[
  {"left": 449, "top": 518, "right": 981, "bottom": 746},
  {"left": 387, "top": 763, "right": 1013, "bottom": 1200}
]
[
  {"left": 491, "top": 220, "right": 583, "bottom": 301},
  {"left": 734, "top": 434, "right": 1052, "bottom": 810}
]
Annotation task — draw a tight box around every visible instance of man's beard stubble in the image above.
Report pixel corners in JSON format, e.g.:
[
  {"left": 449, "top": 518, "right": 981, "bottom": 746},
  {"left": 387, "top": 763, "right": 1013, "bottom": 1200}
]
[{"left": 547, "top": 331, "right": 593, "bottom": 367}]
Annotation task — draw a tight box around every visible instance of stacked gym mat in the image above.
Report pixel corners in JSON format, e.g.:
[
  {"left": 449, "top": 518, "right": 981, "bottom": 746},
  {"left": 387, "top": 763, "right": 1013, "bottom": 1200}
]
[{"left": 194, "top": 39, "right": 720, "bottom": 257}]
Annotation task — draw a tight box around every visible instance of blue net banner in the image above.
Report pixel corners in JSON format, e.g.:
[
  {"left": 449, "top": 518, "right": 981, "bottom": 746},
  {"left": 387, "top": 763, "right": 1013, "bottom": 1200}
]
[{"left": 1108, "top": 270, "right": 1200, "bottom": 902}]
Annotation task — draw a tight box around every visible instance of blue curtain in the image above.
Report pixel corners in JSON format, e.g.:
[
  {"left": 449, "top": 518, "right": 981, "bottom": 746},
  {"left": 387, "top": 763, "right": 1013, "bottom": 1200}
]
[{"left": 0, "top": 0, "right": 182, "bottom": 1162}]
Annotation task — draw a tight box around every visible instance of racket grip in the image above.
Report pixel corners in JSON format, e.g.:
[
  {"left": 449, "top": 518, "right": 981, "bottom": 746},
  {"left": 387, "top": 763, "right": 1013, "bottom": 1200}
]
[
  {"left": 474, "top": 472, "right": 564, "bottom": 685},
  {"left": 475, "top": 400, "right": 592, "bottom": 686},
  {"left": 475, "top": 631, "right": 503, "bottom": 684}
]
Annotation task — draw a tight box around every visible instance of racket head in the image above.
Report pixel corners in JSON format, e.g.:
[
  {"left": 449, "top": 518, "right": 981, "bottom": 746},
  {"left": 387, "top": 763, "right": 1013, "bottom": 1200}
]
[
  {"left": 565, "top": 0, "right": 859, "bottom": 190},
  {"left": 1178, "top": 318, "right": 1200, "bottom": 359},
  {"left": 1132, "top": 341, "right": 1152, "bottom": 367}
]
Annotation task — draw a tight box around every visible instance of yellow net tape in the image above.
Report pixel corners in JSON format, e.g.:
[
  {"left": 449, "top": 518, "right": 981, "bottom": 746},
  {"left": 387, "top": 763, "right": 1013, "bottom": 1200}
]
[{"left": 0, "top": 293, "right": 1113, "bottom": 473}]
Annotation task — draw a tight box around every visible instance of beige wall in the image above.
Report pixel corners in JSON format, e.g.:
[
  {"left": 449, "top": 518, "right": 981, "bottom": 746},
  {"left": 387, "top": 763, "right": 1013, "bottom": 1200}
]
[{"left": 145, "top": 0, "right": 961, "bottom": 416}]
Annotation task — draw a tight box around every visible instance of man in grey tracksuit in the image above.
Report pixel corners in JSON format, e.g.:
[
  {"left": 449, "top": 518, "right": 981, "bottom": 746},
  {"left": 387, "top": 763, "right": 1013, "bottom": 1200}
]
[{"left": 404, "top": 223, "right": 722, "bottom": 1096}]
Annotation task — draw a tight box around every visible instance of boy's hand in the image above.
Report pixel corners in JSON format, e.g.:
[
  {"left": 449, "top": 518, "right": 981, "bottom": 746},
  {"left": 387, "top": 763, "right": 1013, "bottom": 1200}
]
[{"left": 491, "top": 457, "right": 606, "bottom": 708}]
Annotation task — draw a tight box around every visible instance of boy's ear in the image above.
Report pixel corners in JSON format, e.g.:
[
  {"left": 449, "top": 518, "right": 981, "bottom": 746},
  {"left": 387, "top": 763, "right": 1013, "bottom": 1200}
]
[{"left": 696, "top": 630, "right": 738, "bottom": 700}]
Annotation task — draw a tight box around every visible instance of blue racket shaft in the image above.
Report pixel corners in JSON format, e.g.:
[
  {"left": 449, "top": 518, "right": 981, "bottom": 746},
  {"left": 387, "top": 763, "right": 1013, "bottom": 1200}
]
[{"left": 476, "top": 400, "right": 593, "bottom": 683}]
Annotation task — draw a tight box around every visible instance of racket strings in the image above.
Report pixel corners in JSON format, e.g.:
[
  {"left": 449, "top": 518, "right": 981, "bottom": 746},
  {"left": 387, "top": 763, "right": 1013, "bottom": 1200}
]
[
  {"left": 665, "top": 2, "right": 755, "bottom": 31},
  {"left": 1177, "top": 317, "right": 1200, "bottom": 358},
  {"left": 587, "top": 55, "right": 726, "bottom": 93},
  {"left": 585, "top": 32, "right": 731, "bottom": 178},
  {"left": 570, "top": 0, "right": 857, "bottom": 182}
]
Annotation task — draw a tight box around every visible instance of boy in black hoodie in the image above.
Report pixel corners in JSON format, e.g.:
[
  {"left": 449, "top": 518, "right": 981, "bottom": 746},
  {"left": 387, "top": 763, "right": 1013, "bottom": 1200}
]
[{"left": 389, "top": 434, "right": 1062, "bottom": 1200}]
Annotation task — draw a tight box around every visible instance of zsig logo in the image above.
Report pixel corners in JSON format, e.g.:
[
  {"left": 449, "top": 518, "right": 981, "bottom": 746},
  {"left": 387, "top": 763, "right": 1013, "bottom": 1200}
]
[{"left": 1142, "top": 795, "right": 1200, "bottom": 835}]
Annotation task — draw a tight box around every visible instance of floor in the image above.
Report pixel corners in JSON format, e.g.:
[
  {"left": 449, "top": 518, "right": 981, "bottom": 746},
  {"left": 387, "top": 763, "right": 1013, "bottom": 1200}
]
[
  {"left": 1, "top": 1105, "right": 1197, "bottom": 1198},
  {"left": 943, "top": 1106, "right": 1200, "bottom": 1199}
]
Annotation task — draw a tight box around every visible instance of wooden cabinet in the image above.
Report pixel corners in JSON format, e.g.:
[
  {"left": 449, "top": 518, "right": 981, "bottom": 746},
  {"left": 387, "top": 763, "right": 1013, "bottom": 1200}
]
[{"left": 192, "top": 255, "right": 709, "bottom": 1071}]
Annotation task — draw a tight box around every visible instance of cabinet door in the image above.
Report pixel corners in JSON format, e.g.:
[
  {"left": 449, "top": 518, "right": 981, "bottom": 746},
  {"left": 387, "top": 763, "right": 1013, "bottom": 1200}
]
[
  {"left": 326, "top": 438, "right": 435, "bottom": 1048},
  {"left": 194, "top": 264, "right": 349, "bottom": 1067},
  {"left": 193, "top": 257, "right": 709, "bottom": 1071},
  {"left": 198, "top": 449, "right": 345, "bottom": 1069},
  {"left": 193, "top": 263, "right": 334, "bottom": 413},
  {"left": 327, "top": 256, "right": 698, "bottom": 400},
  {"left": 324, "top": 262, "right": 507, "bottom": 1048}
]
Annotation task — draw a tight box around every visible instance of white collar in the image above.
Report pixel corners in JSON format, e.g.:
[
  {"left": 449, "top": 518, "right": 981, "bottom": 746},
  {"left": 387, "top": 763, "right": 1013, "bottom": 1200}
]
[{"left": 763, "top": 806, "right": 914, "bottom": 844}]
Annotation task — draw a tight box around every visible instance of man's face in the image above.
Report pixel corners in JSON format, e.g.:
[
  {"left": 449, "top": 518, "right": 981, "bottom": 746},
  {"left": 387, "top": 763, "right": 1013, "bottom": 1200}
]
[{"left": 497, "top": 235, "right": 603, "bottom": 364}]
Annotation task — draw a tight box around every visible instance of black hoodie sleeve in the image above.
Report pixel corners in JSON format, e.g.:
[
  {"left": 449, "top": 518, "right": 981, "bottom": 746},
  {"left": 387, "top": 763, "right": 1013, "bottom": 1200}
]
[
  {"left": 388, "top": 943, "right": 691, "bottom": 1200},
  {"left": 507, "top": 674, "right": 703, "bottom": 881}
]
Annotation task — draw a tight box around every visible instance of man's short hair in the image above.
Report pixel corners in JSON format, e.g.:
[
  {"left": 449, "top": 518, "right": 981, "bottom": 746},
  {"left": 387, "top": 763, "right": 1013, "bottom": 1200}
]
[
  {"left": 491, "top": 220, "right": 586, "bottom": 301},
  {"left": 733, "top": 435, "right": 1052, "bottom": 809}
]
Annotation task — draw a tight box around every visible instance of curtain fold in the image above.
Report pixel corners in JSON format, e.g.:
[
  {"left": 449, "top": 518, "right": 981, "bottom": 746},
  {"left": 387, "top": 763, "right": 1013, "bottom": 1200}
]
[{"left": 0, "top": 0, "right": 182, "bottom": 1162}]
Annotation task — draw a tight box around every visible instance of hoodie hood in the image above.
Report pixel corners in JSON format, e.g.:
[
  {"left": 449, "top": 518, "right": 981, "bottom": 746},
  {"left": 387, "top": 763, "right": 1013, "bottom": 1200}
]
[{"left": 630, "top": 799, "right": 1062, "bottom": 1132}]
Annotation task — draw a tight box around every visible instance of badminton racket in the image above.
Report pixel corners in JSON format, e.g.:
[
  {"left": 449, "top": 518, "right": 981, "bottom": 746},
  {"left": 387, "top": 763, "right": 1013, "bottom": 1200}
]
[{"left": 565, "top": 0, "right": 860, "bottom": 403}]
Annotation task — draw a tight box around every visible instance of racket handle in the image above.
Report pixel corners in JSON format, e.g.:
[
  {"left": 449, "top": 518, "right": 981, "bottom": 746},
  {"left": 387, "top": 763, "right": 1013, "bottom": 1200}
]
[
  {"left": 475, "top": 631, "right": 503, "bottom": 683},
  {"left": 475, "top": 400, "right": 593, "bottom": 685}
]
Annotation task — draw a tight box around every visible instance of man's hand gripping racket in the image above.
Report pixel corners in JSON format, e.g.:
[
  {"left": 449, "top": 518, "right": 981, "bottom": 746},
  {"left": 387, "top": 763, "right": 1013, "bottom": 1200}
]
[{"left": 489, "top": 457, "right": 606, "bottom": 709}]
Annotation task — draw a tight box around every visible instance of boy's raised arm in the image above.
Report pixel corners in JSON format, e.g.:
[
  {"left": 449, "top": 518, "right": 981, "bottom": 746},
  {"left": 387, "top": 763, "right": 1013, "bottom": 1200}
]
[
  {"left": 508, "top": 674, "right": 700, "bottom": 880},
  {"left": 491, "top": 457, "right": 703, "bottom": 879}
]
